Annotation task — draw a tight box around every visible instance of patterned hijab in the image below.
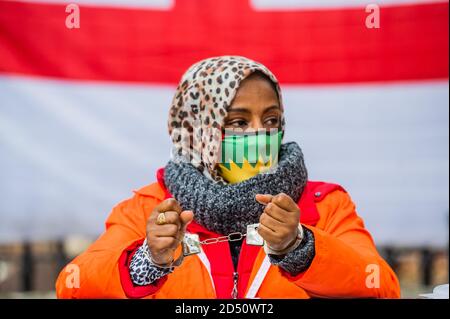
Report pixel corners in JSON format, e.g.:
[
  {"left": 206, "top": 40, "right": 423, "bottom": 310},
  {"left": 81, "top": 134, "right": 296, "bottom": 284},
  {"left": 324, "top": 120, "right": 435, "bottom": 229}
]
[{"left": 168, "top": 56, "right": 285, "bottom": 182}]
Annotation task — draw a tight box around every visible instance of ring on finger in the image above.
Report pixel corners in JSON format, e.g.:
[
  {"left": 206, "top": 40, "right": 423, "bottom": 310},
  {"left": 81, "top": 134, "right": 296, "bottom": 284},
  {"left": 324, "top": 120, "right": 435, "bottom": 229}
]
[{"left": 156, "top": 212, "right": 167, "bottom": 225}]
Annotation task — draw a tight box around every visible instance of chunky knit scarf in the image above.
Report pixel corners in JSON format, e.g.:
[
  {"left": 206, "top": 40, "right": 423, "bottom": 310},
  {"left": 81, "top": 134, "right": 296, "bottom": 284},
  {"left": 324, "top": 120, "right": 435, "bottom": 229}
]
[{"left": 164, "top": 142, "right": 308, "bottom": 235}]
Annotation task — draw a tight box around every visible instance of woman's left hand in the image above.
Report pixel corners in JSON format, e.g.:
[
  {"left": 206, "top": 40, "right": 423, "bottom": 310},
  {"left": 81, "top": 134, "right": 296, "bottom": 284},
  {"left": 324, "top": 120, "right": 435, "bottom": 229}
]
[{"left": 255, "top": 193, "right": 300, "bottom": 252}]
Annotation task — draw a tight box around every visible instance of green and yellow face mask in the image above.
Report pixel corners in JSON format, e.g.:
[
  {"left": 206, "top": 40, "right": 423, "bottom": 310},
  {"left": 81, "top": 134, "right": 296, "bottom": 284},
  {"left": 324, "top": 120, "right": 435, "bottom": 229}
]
[{"left": 218, "top": 130, "right": 283, "bottom": 184}]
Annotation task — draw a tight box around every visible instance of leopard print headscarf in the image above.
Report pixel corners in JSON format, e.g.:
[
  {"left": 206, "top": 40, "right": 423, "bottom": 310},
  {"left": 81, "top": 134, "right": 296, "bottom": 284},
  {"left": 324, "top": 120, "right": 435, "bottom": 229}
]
[{"left": 168, "top": 56, "right": 285, "bottom": 182}]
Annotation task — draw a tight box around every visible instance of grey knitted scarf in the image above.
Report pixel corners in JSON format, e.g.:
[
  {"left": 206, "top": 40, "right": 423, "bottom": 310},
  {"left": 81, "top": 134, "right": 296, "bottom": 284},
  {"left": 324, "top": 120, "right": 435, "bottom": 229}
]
[{"left": 164, "top": 142, "right": 308, "bottom": 235}]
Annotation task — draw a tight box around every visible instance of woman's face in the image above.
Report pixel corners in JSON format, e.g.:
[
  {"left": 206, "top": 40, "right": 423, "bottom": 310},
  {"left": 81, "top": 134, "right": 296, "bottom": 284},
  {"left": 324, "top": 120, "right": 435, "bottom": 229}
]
[{"left": 224, "top": 73, "right": 281, "bottom": 132}]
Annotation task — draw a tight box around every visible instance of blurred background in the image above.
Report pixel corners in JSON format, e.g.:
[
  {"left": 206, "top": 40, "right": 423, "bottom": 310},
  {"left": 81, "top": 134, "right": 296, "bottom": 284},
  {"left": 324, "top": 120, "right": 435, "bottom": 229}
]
[{"left": 0, "top": 0, "right": 448, "bottom": 298}]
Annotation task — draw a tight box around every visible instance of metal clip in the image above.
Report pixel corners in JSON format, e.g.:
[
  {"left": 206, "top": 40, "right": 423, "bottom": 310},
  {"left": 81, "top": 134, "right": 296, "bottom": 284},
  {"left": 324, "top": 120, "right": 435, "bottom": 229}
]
[
  {"left": 182, "top": 233, "right": 201, "bottom": 256},
  {"left": 246, "top": 223, "right": 264, "bottom": 246}
]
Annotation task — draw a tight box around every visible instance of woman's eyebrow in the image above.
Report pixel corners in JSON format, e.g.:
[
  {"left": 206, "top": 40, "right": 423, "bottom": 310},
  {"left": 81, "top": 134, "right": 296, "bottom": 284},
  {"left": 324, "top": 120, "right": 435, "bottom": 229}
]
[
  {"left": 263, "top": 105, "right": 281, "bottom": 114},
  {"left": 227, "top": 107, "right": 251, "bottom": 114},
  {"left": 228, "top": 105, "right": 280, "bottom": 114}
]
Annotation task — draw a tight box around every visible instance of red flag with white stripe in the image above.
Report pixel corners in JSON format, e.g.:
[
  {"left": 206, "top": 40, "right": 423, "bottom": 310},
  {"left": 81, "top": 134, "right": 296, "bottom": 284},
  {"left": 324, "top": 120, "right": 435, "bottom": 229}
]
[{"left": 0, "top": 0, "right": 448, "bottom": 246}]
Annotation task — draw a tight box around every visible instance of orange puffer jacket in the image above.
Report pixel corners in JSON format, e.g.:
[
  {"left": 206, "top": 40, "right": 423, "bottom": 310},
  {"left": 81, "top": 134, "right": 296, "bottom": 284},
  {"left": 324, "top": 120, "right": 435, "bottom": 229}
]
[{"left": 55, "top": 168, "right": 400, "bottom": 299}]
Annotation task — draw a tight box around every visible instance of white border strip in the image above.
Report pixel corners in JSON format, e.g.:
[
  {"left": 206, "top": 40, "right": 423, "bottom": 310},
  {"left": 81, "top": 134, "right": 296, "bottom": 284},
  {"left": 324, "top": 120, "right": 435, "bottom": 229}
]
[
  {"left": 196, "top": 248, "right": 216, "bottom": 294},
  {"left": 245, "top": 256, "right": 271, "bottom": 299}
]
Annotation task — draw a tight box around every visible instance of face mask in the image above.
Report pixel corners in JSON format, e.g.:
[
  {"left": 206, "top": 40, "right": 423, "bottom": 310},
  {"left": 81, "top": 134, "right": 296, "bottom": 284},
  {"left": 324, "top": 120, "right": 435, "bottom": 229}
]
[{"left": 218, "top": 130, "right": 282, "bottom": 184}]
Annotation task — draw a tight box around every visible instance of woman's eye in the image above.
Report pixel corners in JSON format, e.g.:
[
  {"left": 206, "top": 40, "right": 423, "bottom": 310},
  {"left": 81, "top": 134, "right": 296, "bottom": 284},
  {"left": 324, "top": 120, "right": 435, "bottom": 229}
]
[
  {"left": 264, "top": 117, "right": 279, "bottom": 126},
  {"left": 228, "top": 120, "right": 247, "bottom": 127}
]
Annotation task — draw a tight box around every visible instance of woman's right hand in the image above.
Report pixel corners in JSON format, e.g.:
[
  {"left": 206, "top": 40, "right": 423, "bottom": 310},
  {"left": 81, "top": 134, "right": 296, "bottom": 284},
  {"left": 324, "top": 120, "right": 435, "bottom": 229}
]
[{"left": 146, "top": 198, "right": 194, "bottom": 266}]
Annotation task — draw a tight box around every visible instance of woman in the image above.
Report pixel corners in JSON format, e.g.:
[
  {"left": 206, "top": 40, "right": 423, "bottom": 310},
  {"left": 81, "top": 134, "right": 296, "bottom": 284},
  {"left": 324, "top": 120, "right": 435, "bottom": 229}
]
[{"left": 56, "top": 56, "right": 400, "bottom": 299}]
